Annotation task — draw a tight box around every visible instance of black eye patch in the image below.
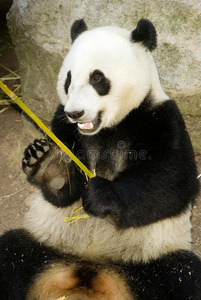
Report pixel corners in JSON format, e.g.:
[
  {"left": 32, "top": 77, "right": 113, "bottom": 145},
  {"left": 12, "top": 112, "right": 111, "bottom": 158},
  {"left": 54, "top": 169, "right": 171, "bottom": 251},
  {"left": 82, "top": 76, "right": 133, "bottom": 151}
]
[
  {"left": 89, "top": 70, "right": 111, "bottom": 96},
  {"left": 64, "top": 71, "right": 71, "bottom": 94}
]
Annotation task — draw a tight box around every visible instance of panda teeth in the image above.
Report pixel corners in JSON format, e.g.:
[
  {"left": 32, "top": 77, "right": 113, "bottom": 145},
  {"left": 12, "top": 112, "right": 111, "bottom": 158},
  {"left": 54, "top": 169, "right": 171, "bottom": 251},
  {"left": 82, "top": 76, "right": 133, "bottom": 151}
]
[
  {"left": 77, "top": 112, "right": 101, "bottom": 133},
  {"left": 78, "top": 121, "right": 94, "bottom": 130}
]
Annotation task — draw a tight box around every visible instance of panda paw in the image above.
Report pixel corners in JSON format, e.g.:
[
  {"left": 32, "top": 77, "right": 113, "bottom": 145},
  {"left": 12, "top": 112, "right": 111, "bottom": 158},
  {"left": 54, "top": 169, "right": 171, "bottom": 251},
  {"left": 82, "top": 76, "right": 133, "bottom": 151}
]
[
  {"left": 82, "top": 177, "right": 113, "bottom": 217},
  {"left": 22, "top": 139, "right": 50, "bottom": 176}
]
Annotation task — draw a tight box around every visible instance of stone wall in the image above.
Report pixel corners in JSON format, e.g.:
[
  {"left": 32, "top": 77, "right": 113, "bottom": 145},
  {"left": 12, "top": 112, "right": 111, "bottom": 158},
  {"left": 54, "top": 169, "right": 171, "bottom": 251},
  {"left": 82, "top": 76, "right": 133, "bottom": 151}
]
[{"left": 7, "top": 0, "right": 201, "bottom": 152}]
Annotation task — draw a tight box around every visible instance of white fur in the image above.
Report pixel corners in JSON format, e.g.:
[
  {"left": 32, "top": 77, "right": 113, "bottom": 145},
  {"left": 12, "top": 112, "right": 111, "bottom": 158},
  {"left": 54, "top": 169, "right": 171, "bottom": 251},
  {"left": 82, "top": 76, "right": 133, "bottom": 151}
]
[
  {"left": 24, "top": 192, "right": 192, "bottom": 263},
  {"left": 57, "top": 26, "right": 168, "bottom": 135}
]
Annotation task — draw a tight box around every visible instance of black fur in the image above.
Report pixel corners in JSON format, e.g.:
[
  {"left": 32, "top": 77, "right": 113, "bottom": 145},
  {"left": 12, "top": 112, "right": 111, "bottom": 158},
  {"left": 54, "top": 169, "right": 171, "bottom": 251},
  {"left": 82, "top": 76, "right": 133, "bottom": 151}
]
[
  {"left": 131, "top": 19, "right": 157, "bottom": 51},
  {"left": 71, "top": 19, "right": 87, "bottom": 43},
  {"left": 123, "top": 250, "right": 201, "bottom": 299},
  {"left": 89, "top": 69, "right": 111, "bottom": 96},
  {"left": 51, "top": 99, "right": 199, "bottom": 228},
  {"left": 0, "top": 229, "right": 65, "bottom": 299}
]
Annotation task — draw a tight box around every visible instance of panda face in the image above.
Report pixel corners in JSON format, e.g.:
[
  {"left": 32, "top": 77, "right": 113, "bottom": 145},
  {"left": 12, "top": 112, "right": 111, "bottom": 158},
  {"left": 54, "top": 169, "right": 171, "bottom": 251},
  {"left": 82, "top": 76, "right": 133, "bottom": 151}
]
[{"left": 57, "top": 22, "right": 167, "bottom": 135}]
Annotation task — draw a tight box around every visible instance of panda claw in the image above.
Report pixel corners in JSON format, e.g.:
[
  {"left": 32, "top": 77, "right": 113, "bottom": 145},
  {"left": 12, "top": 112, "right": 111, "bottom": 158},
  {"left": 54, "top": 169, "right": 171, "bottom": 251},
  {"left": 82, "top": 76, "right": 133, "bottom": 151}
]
[
  {"left": 35, "top": 141, "right": 42, "bottom": 147},
  {"left": 43, "top": 145, "right": 49, "bottom": 152},
  {"left": 29, "top": 156, "right": 37, "bottom": 165},
  {"left": 36, "top": 151, "right": 43, "bottom": 158},
  {"left": 22, "top": 158, "right": 27, "bottom": 167},
  {"left": 27, "top": 148, "right": 32, "bottom": 156},
  {"left": 22, "top": 158, "right": 33, "bottom": 175}
]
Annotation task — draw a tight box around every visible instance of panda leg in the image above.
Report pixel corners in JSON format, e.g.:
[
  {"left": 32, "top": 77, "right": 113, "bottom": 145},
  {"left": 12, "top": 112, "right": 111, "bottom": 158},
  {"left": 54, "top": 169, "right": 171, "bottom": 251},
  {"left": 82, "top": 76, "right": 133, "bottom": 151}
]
[
  {"left": 123, "top": 250, "right": 201, "bottom": 300},
  {"left": 0, "top": 228, "right": 67, "bottom": 299}
]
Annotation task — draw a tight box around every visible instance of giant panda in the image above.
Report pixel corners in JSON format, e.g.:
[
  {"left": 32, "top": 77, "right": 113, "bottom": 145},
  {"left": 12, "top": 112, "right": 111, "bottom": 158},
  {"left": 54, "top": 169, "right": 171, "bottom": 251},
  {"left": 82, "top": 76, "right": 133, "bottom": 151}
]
[{"left": 0, "top": 18, "right": 201, "bottom": 300}]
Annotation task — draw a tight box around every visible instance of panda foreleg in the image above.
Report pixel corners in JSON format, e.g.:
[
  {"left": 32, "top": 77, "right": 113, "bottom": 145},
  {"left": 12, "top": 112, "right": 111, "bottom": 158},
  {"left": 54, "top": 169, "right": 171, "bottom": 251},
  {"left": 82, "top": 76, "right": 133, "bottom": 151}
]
[
  {"left": 22, "top": 139, "right": 86, "bottom": 207},
  {"left": 123, "top": 250, "right": 201, "bottom": 300},
  {"left": 82, "top": 168, "right": 197, "bottom": 228}
]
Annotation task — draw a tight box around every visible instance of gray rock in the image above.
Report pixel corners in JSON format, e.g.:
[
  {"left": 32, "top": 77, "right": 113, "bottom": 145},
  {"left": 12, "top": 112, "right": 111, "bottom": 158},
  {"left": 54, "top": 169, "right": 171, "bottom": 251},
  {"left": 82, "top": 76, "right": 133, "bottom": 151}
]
[{"left": 7, "top": 0, "right": 201, "bottom": 151}]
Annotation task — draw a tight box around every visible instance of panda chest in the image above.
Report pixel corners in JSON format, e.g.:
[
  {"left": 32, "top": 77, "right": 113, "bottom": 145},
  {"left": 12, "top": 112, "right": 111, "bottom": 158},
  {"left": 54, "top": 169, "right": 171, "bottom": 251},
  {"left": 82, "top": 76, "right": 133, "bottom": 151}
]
[{"left": 86, "top": 141, "right": 129, "bottom": 181}]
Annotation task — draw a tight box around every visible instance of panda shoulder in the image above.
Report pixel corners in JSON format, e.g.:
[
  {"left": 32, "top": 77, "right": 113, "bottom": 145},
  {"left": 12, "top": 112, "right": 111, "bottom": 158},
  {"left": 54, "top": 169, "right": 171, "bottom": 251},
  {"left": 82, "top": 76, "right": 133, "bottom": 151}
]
[{"left": 150, "top": 99, "right": 185, "bottom": 127}]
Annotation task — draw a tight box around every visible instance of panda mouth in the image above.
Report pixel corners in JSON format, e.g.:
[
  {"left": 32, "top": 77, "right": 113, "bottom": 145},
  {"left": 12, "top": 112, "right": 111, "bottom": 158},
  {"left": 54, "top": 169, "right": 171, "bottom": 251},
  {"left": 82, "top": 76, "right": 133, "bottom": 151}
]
[{"left": 77, "top": 112, "right": 101, "bottom": 133}]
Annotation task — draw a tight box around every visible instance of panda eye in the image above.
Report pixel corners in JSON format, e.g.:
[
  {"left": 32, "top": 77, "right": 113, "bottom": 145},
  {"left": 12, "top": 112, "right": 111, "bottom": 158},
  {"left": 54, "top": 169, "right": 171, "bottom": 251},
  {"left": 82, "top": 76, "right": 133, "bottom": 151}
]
[
  {"left": 92, "top": 74, "right": 102, "bottom": 83},
  {"left": 90, "top": 70, "right": 104, "bottom": 84},
  {"left": 89, "top": 69, "right": 111, "bottom": 96},
  {"left": 64, "top": 71, "right": 71, "bottom": 95}
]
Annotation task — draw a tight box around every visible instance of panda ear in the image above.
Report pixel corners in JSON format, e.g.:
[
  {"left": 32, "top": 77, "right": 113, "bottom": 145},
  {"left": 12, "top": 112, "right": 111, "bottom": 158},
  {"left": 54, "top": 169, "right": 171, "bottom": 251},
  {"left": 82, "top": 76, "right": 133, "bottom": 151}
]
[
  {"left": 130, "top": 19, "right": 157, "bottom": 51},
  {"left": 71, "top": 19, "right": 88, "bottom": 43}
]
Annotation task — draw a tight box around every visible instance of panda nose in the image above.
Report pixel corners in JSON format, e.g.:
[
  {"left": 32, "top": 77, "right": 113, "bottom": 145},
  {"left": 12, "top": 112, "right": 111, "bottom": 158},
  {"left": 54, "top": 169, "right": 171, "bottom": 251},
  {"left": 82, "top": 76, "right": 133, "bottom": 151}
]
[{"left": 65, "top": 110, "right": 85, "bottom": 120}]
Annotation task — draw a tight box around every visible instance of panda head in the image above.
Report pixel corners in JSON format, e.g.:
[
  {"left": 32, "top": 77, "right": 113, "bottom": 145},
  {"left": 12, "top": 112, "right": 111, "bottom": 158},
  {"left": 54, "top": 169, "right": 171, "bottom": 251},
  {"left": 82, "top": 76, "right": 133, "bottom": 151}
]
[{"left": 57, "top": 19, "right": 167, "bottom": 135}]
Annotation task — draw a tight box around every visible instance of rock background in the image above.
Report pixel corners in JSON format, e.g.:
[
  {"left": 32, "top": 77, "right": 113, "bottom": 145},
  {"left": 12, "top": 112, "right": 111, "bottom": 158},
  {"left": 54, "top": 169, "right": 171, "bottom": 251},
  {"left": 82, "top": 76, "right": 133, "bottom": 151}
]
[{"left": 7, "top": 0, "right": 201, "bottom": 152}]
